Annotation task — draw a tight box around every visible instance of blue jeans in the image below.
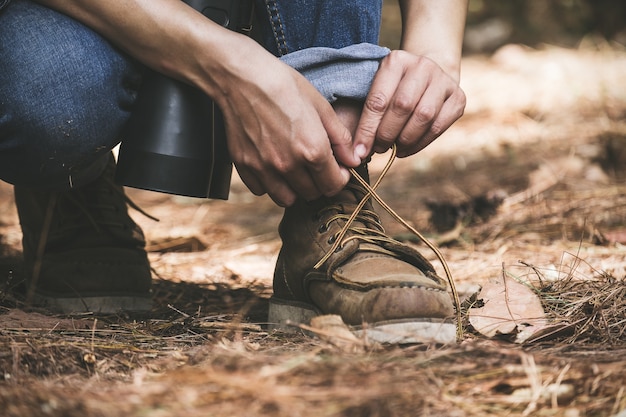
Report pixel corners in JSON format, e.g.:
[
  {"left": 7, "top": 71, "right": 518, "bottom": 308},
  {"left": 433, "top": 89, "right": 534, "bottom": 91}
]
[{"left": 0, "top": 0, "right": 386, "bottom": 190}]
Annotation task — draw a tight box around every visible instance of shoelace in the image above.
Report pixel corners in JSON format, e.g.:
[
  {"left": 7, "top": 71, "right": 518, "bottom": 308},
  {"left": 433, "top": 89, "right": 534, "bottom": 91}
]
[
  {"left": 61, "top": 175, "right": 158, "bottom": 232},
  {"left": 314, "top": 145, "right": 463, "bottom": 341},
  {"left": 313, "top": 188, "right": 400, "bottom": 258}
]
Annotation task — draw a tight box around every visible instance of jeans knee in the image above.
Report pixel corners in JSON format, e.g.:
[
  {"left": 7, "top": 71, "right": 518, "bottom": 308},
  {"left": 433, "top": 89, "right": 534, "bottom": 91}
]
[{"left": 0, "top": 0, "right": 142, "bottom": 188}]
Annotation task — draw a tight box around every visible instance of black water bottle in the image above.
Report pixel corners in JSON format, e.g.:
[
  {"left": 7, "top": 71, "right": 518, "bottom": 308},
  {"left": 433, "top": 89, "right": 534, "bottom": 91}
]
[{"left": 115, "top": 0, "right": 254, "bottom": 199}]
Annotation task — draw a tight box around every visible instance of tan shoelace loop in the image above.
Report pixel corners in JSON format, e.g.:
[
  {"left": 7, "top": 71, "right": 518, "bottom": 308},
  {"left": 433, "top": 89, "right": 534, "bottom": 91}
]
[{"left": 313, "top": 145, "right": 463, "bottom": 341}]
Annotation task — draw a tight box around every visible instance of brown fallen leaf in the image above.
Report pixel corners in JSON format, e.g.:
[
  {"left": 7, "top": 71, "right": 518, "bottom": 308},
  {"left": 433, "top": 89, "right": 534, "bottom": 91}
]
[{"left": 469, "top": 274, "right": 548, "bottom": 343}]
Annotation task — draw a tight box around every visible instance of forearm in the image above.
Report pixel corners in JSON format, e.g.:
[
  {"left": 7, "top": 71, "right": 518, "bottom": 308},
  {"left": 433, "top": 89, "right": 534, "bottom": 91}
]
[
  {"left": 32, "top": 0, "right": 262, "bottom": 101},
  {"left": 398, "top": 0, "right": 468, "bottom": 82}
]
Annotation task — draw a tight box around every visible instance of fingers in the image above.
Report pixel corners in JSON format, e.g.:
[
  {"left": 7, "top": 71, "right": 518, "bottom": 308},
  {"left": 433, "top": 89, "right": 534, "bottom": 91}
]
[
  {"left": 353, "top": 76, "right": 399, "bottom": 158},
  {"left": 353, "top": 51, "right": 412, "bottom": 156},
  {"left": 223, "top": 70, "right": 354, "bottom": 207},
  {"left": 305, "top": 152, "right": 352, "bottom": 198},
  {"left": 322, "top": 98, "right": 367, "bottom": 168},
  {"left": 236, "top": 166, "right": 296, "bottom": 207},
  {"left": 237, "top": 88, "right": 355, "bottom": 206},
  {"left": 353, "top": 51, "right": 466, "bottom": 159},
  {"left": 234, "top": 134, "right": 351, "bottom": 207},
  {"left": 238, "top": 164, "right": 350, "bottom": 208},
  {"left": 283, "top": 146, "right": 349, "bottom": 202},
  {"left": 395, "top": 79, "right": 466, "bottom": 157},
  {"left": 317, "top": 99, "right": 361, "bottom": 169},
  {"left": 374, "top": 69, "right": 431, "bottom": 154}
]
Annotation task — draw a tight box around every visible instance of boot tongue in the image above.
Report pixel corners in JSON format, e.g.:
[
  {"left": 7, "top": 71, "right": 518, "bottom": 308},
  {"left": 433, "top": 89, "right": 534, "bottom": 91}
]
[
  {"left": 337, "top": 181, "right": 366, "bottom": 204},
  {"left": 332, "top": 179, "right": 372, "bottom": 215},
  {"left": 321, "top": 183, "right": 439, "bottom": 282}
]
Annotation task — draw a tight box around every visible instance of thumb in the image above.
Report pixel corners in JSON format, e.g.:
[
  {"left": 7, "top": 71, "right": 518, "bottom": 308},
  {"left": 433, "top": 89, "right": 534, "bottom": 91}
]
[
  {"left": 352, "top": 90, "right": 389, "bottom": 158},
  {"left": 316, "top": 101, "right": 361, "bottom": 168}
]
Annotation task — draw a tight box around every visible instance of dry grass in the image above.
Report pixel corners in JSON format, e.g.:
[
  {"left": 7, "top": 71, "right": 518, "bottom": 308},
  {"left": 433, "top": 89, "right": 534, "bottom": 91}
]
[{"left": 530, "top": 265, "right": 626, "bottom": 347}]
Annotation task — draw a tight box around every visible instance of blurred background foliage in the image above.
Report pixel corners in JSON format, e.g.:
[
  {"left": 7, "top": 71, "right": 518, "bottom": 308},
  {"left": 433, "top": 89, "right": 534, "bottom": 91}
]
[{"left": 381, "top": 0, "right": 626, "bottom": 54}]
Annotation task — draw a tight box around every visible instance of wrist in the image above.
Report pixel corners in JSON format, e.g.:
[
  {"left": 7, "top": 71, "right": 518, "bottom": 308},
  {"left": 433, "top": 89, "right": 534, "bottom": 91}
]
[
  {"left": 400, "top": 47, "right": 462, "bottom": 83},
  {"left": 186, "top": 31, "right": 275, "bottom": 107},
  {"left": 398, "top": 0, "right": 467, "bottom": 83}
]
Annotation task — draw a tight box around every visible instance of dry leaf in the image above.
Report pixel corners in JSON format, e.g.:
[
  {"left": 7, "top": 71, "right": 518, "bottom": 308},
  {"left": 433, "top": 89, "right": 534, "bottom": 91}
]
[
  {"left": 308, "top": 315, "right": 368, "bottom": 353},
  {"left": 469, "top": 275, "right": 548, "bottom": 343}
]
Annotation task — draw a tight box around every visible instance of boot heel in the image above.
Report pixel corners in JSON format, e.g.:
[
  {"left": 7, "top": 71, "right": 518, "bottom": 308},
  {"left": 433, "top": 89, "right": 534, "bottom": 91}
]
[{"left": 267, "top": 298, "right": 319, "bottom": 331}]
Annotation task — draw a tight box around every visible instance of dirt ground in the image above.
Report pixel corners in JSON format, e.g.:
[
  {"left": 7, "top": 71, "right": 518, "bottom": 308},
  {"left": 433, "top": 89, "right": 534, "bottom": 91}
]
[{"left": 1, "top": 36, "right": 626, "bottom": 417}]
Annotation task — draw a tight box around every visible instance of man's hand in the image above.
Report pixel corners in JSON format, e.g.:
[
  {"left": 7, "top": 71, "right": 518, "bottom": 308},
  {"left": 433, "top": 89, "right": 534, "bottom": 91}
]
[
  {"left": 352, "top": 0, "right": 468, "bottom": 160},
  {"left": 352, "top": 50, "right": 466, "bottom": 159},
  {"left": 218, "top": 50, "right": 360, "bottom": 207}
]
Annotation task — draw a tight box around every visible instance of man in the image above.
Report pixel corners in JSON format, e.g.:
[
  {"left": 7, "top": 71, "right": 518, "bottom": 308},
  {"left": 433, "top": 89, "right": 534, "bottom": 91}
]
[{"left": 0, "top": 0, "right": 467, "bottom": 343}]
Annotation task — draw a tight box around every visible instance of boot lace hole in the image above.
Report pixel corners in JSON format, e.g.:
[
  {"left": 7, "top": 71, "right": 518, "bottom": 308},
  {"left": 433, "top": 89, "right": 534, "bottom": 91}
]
[
  {"left": 327, "top": 234, "right": 337, "bottom": 244},
  {"left": 318, "top": 223, "right": 329, "bottom": 233}
]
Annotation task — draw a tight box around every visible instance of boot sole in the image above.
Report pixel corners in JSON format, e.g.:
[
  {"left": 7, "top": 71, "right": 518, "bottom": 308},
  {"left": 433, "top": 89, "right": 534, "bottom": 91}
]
[
  {"left": 32, "top": 293, "right": 152, "bottom": 314},
  {"left": 268, "top": 297, "right": 457, "bottom": 345}
]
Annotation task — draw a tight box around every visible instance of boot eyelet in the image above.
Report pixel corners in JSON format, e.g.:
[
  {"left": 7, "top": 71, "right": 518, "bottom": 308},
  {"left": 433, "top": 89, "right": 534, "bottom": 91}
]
[
  {"left": 327, "top": 234, "right": 337, "bottom": 244},
  {"left": 318, "top": 223, "right": 329, "bottom": 233}
]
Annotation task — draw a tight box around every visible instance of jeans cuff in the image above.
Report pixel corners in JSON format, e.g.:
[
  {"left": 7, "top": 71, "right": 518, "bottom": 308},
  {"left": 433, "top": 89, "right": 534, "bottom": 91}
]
[{"left": 280, "top": 42, "right": 390, "bottom": 103}]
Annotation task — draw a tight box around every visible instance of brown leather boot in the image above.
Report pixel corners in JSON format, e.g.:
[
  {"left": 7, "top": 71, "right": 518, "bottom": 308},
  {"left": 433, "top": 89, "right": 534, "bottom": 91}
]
[
  {"left": 269, "top": 166, "right": 456, "bottom": 344},
  {"left": 14, "top": 153, "right": 152, "bottom": 314}
]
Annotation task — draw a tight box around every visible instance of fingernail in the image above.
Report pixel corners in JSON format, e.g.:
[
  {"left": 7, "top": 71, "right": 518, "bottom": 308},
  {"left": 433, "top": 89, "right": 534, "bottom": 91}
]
[{"left": 355, "top": 144, "right": 367, "bottom": 161}]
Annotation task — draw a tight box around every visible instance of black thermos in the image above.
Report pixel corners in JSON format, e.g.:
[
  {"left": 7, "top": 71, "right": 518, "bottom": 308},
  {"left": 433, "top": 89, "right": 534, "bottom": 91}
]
[{"left": 115, "top": 0, "right": 254, "bottom": 199}]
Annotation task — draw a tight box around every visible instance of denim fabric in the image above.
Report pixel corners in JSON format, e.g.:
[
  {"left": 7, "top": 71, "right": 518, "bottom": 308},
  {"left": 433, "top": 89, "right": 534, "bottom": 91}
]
[
  {"left": 0, "top": 0, "right": 385, "bottom": 190},
  {"left": 255, "top": 0, "right": 388, "bottom": 103},
  {"left": 280, "top": 43, "right": 389, "bottom": 103},
  {"left": 254, "top": 0, "right": 382, "bottom": 55},
  {"left": 0, "top": 0, "right": 142, "bottom": 189},
  {"left": 0, "top": 0, "right": 10, "bottom": 13}
]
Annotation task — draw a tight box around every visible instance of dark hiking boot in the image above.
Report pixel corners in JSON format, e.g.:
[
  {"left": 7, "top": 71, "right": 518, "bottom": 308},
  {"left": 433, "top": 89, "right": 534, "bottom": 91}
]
[
  {"left": 14, "top": 153, "right": 152, "bottom": 314},
  {"left": 269, "top": 166, "right": 456, "bottom": 344}
]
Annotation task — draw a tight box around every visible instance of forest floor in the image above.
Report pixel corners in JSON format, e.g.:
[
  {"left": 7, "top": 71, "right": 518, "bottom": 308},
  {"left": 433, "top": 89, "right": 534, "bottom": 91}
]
[{"left": 1, "top": 42, "right": 626, "bottom": 416}]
